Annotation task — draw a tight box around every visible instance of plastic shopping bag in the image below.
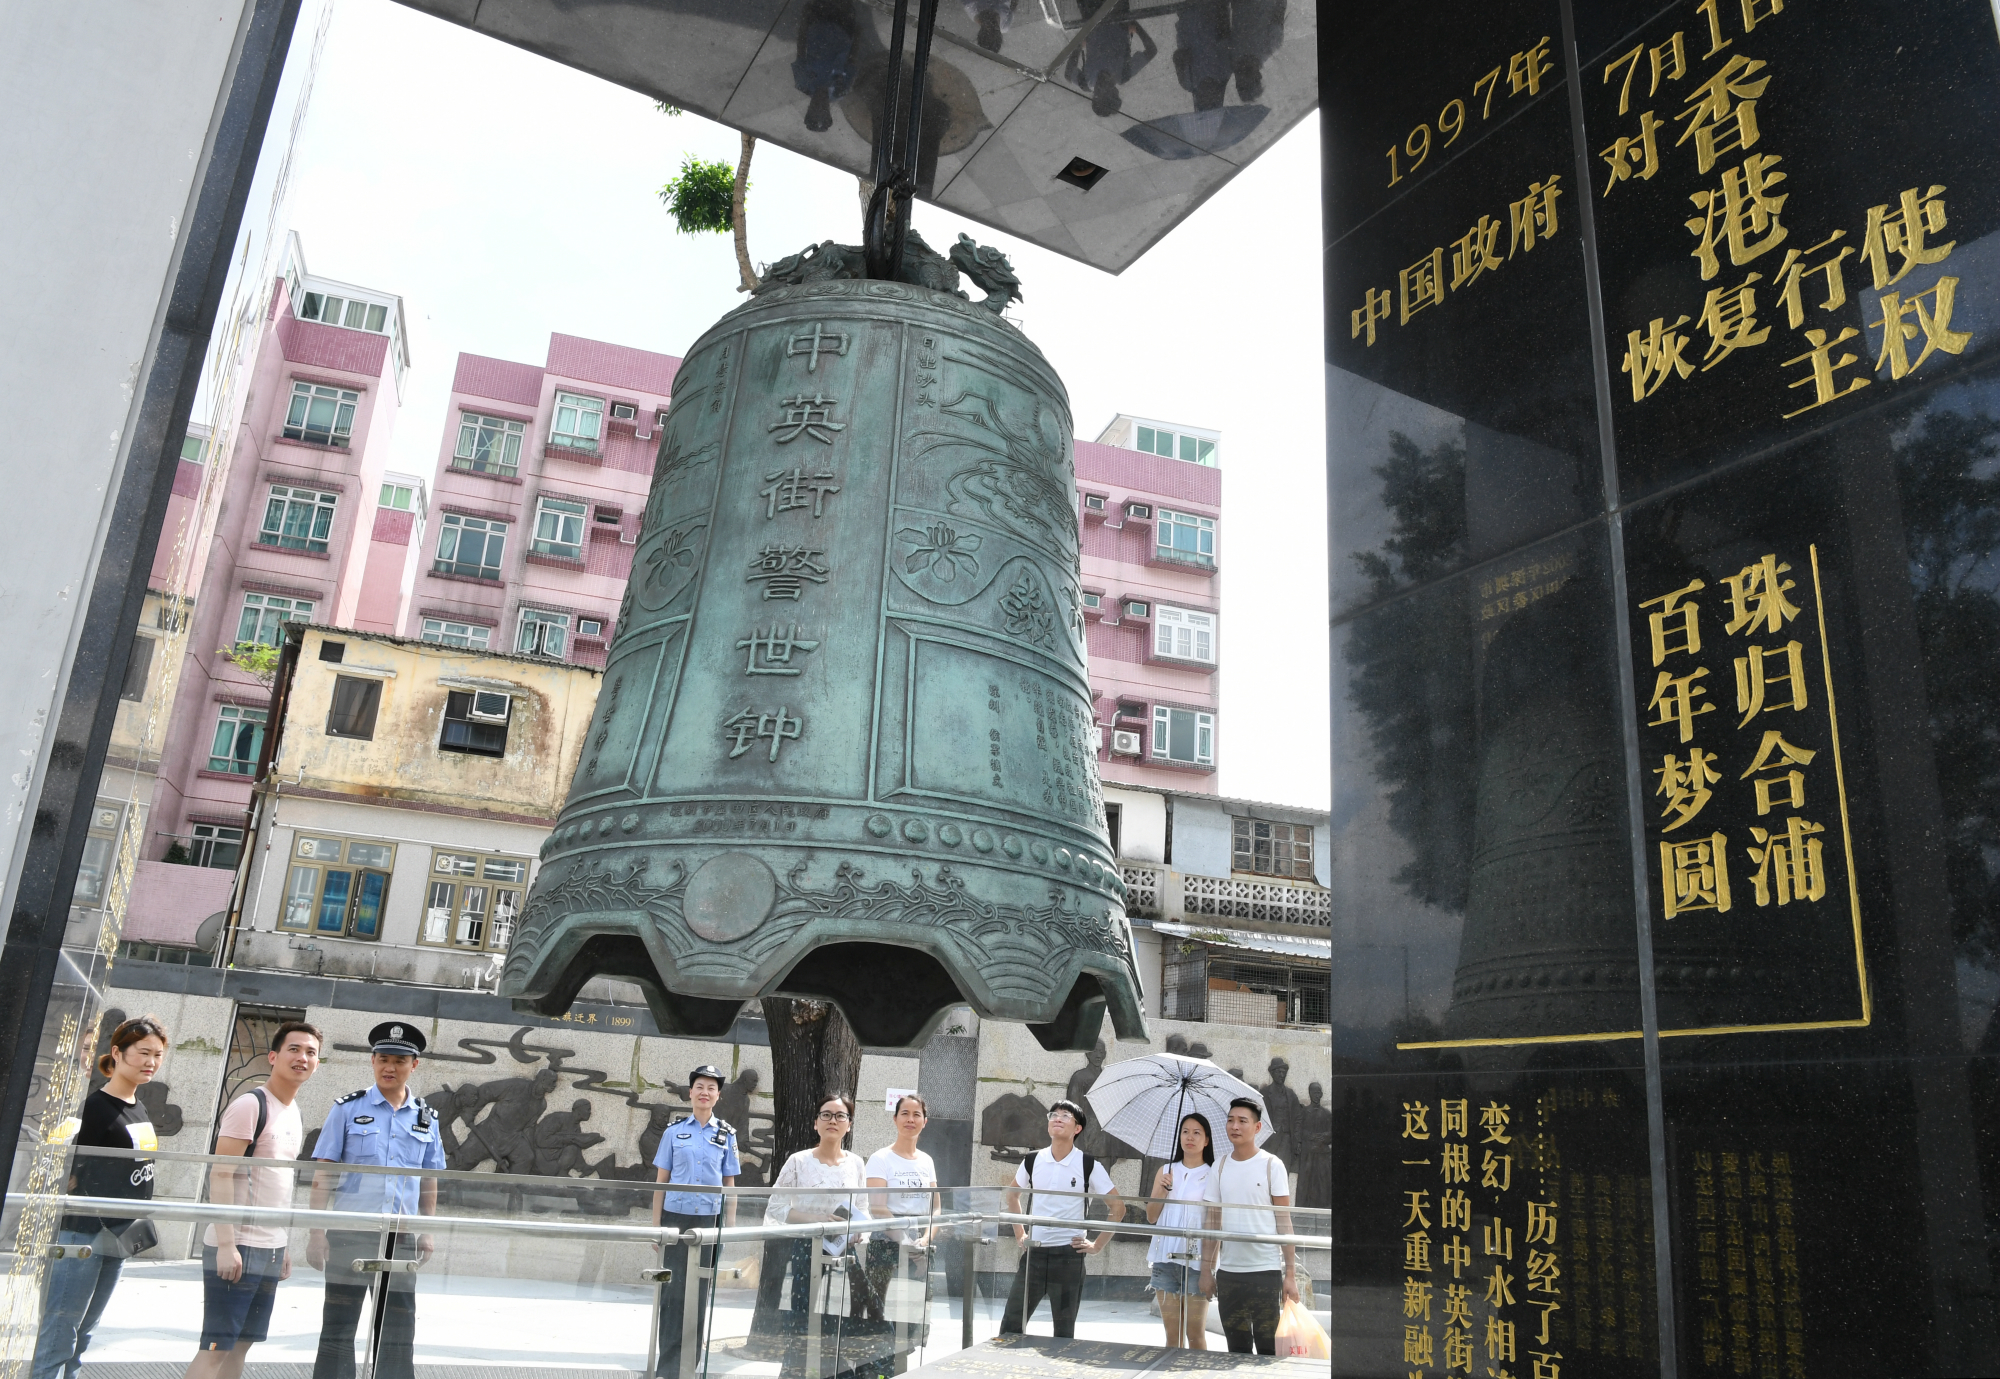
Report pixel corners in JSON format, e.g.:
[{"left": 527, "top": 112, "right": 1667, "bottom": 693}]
[{"left": 1276, "top": 1299, "right": 1332, "bottom": 1359}]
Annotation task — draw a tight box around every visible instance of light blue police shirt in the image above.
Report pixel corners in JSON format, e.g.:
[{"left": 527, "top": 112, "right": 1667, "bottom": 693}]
[
  {"left": 314, "top": 1084, "right": 446, "bottom": 1216},
  {"left": 653, "top": 1113, "right": 740, "bottom": 1218}
]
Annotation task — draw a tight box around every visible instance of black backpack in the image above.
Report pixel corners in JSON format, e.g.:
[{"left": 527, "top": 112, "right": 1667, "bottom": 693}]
[{"left": 1023, "top": 1149, "right": 1098, "bottom": 1195}]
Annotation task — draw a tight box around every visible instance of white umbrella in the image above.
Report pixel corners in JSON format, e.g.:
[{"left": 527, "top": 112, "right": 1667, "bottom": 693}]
[{"left": 1084, "top": 1054, "right": 1271, "bottom": 1161}]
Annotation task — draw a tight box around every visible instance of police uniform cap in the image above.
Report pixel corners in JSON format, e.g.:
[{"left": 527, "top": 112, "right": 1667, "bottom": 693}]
[
  {"left": 369, "top": 1021, "right": 426, "bottom": 1057},
  {"left": 689, "top": 1064, "right": 727, "bottom": 1089}
]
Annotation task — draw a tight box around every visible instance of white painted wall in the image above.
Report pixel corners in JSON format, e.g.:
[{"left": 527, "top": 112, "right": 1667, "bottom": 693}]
[{"left": 1103, "top": 786, "right": 1166, "bottom": 862}]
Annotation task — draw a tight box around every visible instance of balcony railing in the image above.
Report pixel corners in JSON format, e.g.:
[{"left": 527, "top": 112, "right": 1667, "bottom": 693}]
[
  {"left": 544, "top": 433, "right": 601, "bottom": 461},
  {"left": 1118, "top": 861, "right": 1330, "bottom": 929}
]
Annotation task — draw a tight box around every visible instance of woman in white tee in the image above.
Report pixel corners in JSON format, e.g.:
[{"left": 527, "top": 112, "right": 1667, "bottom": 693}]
[
  {"left": 765, "top": 1094, "right": 869, "bottom": 1325},
  {"left": 1145, "top": 1112, "right": 1216, "bottom": 1349},
  {"left": 865, "top": 1093, "right": 940, "bottom": 1334}
]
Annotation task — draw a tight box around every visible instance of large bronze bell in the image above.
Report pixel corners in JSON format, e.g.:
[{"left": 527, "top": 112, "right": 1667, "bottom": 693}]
[{"left": 502, "top": 242, "right": 1147, "bottom": 1050}]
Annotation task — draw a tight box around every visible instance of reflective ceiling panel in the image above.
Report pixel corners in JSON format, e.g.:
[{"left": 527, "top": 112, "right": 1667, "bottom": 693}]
[{"left": 394, "top": 0, "right": 1317, "bottom": 272}]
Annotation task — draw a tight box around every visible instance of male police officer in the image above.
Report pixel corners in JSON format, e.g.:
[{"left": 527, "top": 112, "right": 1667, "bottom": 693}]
[
  {"left": 651, "top": 1064, "right": 739, "bottom": 1376},
  {"left": 307, "top": 1022, "right": 445, "bottom": 1379}
]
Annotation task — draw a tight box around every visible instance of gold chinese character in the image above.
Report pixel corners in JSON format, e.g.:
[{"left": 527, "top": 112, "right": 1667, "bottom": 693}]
[
  {"left": 1406, "top": 1190, "right": 1434, "bottom": 1227},
  {"left": 1604, "top": 33, "right": 1687, "bottom": 115},
  {"left": 1734, "top": 641, "right": 1806, "bottom": 724},
  {"left": 1648, "top": 667, "right": 1714, "bottom": 742},
  {"left": 1480, "top": 1101, "right": 1513, "bottom": 1144},
  {"left": 1443, "top": 1143, "right": 1472, "bottom": 1183},
  {"left": 1774, "top": 231, "right": 1854, "bottom": 327},
  {"left": 1686, "top": 155, "right": 1789, "bottom": 280},
  {"left": 1510, "top": 176, "right": 1563, "bottom": 256},
  {"left": 1601, "top": 111, "right": 1665, "bottom": 194},
  {"left": 1353, "top": 286, "right": 1393, "bottom": 346},
  {"left": 1780, "top": 327, "right": 1870, "bottom": 419},
  {"left": 1404, "top": 1102, "right": 1432, "bottom": 1139},
  {"left": 1722, "top": 555, "right": 1800, "bottom": 635},
  {"left": 1406, "top": 1230, "right": 1435, "bottom": 1272},
  {"left": 1445, "top": 1282, "right": 1474, "bottom": 1328},
  {"left": 1509, "top": 36, "right": 1554, "bottom": 96},
  {"left": 1675, "top": 55, "right": 1769, "bottom": 174},
  {"left": 1643, "top": 578, "right": 1705, "bottom": 664},
  {"left": 1528, "top": 1248, "right": 1563, "bottom": 1294},
  {"left": 1859, "top": 185, "right": 1953, "bottom": 289},
  {"left": 1740, "top": 0, "right": 1784, "bottom": 30},
  {"left": 1487, "top": 1314, "right": 1518, "bottom": 1362},
  {"left": 1662, "top": 834, "right": 1733, "bottom": 917},
  {"left": 1405, "top": 1325, "right": 1436, "bottom": 1365},
  {"left": 1656, "top": 749, "right": 1723, "bottom": 831},
  {"left": 1696, "top": 273, "right": 1771, "bottom": 370},
  {"left": 1441, "top": 1099, "right": 1470, "bottom": 1138},
  {"left": 1485, "top": 1219, "right": 1516, "bottom": 1258},
  {"left": 1402, "top": 249, "right": 1446, "bottom": 324},
  {"left": 1871, "top": 276, "right": 1972, "bottom": 380},
  {"left": 1451, "top": 216, "right": 1506, "bottom": 290},
  {"left": 1443, "top": 1189, "right": 1473, "bottom": 1231},
  {"left": 1445, "top": 1325, "right": 1475, "bottom": 1372},
  {"left": 1622, "top": 315, "right": 1695, "bottom": 401},
  {"left": 1526, "top": 1200, "right": 1560, "bottom": 1245},
  {"left": 1746, "top": 816, "right": 1827, "bottom": 905},
  {"left": 1531, "top": 1300, "right": 1564, "bottom": 1344},
  {"left": 1484, "top": 1265, "right": 1518, "bottom": 1310},
  {"left": 1530, "top": 1350, "right": 1564, "bottom": 1379},
  {"left": 1741, "top": 731, "right": 1815, "bottom": 815},
  {"left": 1444, "top": 1235, "right": 1474, "bottom": 1278},
  {"left": 1404, "top": 1277, "right": 1435, "bottom": 1320}
]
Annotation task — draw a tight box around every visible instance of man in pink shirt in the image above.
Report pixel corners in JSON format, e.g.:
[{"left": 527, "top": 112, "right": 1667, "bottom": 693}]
[{"left": 184, "top": 1021, "right": 322, "bottom": 1378}]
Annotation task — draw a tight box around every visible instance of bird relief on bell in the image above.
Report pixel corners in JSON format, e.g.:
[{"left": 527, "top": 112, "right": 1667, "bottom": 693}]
[{"left": 504, "top": 233, "right": 1144, "bottom": 1053}]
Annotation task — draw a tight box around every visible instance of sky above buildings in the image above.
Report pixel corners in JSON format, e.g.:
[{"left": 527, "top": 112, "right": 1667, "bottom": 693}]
[{"left": 274, "top": 0, "right": 1329, "bottom": 808}]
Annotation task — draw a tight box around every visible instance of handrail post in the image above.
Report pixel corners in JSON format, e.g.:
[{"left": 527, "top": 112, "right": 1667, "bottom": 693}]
[{"left": 960, "top": 1233, "right": 976, "bottom": 1351}]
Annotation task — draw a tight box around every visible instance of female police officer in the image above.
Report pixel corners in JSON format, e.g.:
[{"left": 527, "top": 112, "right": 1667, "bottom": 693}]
[
  {"left": 651, "top": 1064, "right": 739, "bottom": 1376},
  {"left": 307, "top": 1022, "right": 445, "bottom": 1379}
]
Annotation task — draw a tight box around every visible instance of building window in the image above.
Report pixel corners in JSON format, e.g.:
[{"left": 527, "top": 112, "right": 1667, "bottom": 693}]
[
  {"left": 1154, "top": 606, "right": 1216, "bottom": 663},
  {"left": 532, "top": 498, "right": 588, "bottom": 560},
  {"left": 208, "top": 706, "right": 267, "bottom": 775},
  {"left": 550, "top": 392, "right": 603, "bottom": 451},
  {"left": 454, "top": 412, "right": 525, "bottom": 477},
  {"left": 1151, "top": 705, "right": 1213, "bottom": 766},
  {"left": 434, "top": 514, "right": 506, "bottom": 581},
  {"left": 1135, "top": 425, "right": 1216, "bottom": 466},
  {"left": 420, "top": 618, "right": 490, "bottom": 649},
  {"left": 297, "top": 292, "right": 389, "bottom": 333},
  {"left": 180, "top": 435, "right": 207, "bottom": 464},
  {"left": 258, "top": 485, "right": 338, "bottom": 554},
  {"left": 282, "top": 382, "right": 359, "bottom": 448},
  {"left": 325, "top": 675, "right": 383, "bottom": 740},
  {"left": 277, "top": 835, "right": 394, "bottom": 939},
  {"left": 187, "top": 824, "right": 244, "bottom": 870},
  {"left": 1155, "top": 509, "right": 1215, "bottom": 566},
  {"left": 119, "top": 636, "right": 155, "bottom": 701},
  {"left": 74, "top": 804, "right": 125, "bottom": 908},
  {"left": 1232, "top": 818, "right": 1314, "bottom": 880},
  {"left": 235, "top": 593, "right": 315, "bottom": 647},
  {"left": 517, "top": 608, "right": 569, "bottom": 660},
  {"left": 421, "top": 850, "right": 528, "bottom": 951},
  {"left": 379, "top": 482, "right": 417, "bottom": 511},
  {"left": 439, "top": 690, "right": 510, "bottom": 756}
]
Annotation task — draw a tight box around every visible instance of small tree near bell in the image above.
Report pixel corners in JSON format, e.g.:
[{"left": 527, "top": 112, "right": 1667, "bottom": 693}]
[{"left": 660, "top": 135, "right": 761, "bottom": 294}]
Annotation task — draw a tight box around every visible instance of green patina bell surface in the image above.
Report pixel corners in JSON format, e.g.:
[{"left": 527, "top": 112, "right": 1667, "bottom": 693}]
[{"left": 503, "top": 250, "right": 1145, "bottom": 1051}]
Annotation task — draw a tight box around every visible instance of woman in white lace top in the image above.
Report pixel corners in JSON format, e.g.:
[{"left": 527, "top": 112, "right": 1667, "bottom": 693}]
[{"left": 765, "top": 1094, "right": 870, "bottom": 1327}]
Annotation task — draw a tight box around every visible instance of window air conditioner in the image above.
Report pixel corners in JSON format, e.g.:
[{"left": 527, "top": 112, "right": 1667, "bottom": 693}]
[
  {"left": 1125, "top": 503, "right": 1152, "bottom": 519},
  {"left": 610, "top": 403, "right": 638, "bottom": 421},
  {"left": 1111, "top": 729, "right": 1143, "bottom": 756},
  {"left": 469, "top": 692, "right": 511, "bottom": 722}
]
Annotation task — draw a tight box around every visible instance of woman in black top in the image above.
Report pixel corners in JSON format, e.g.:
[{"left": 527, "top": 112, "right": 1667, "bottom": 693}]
[{"left": 33, "top": 1014, "right": 168, "bottom": 1379}]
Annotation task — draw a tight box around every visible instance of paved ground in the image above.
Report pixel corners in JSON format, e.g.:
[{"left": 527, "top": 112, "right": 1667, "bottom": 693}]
[{"left": 70, "top": 1259, "right": 1337, "bottom": 1377}]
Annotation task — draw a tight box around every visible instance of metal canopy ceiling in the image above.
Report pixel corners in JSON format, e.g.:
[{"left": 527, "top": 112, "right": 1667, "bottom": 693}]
[{"left": 395, "top": 0, "right": 1316, "bottom": 273}]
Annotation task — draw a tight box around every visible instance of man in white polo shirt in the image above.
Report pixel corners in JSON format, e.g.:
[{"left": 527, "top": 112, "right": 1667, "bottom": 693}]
[
  {"left": 1000, "top": 1099, "right": 1123, "bottom": 1338},
  {"left": 1200, "top": 1097, "right": 1299, "bottom": 1354}
]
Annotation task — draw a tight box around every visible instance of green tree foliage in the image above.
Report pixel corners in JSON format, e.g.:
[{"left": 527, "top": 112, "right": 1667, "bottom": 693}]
[
  {"left": 658, "top": 155, "right": 737, "bottom": 236},
  {"left": 217, "top": 640, "right": 282, "bottom": 686}
]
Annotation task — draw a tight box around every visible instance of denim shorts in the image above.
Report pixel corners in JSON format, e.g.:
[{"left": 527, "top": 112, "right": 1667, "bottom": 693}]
[
  {"left": 1150, "top": 1261, "right": 1200, "bottom": 1294},
  {"left": 200, "top": 1244, "right": 285, "bottom": 1348}
]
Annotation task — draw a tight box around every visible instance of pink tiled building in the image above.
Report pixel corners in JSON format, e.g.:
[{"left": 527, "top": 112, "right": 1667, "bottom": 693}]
[
  {"left": 147, "top": 236, "right": 417, "bottom": 855},
  {"left": 402, "top": 334, "right": 682, "bottom": 665},
  {"left": 1077, "top": 415, "right": 1222, "bottom": 791}
]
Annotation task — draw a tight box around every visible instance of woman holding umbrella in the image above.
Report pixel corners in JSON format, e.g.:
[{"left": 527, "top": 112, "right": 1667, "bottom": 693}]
[{"left": 1144, "top": 1112, "right": 1215, "bottom": 1349}]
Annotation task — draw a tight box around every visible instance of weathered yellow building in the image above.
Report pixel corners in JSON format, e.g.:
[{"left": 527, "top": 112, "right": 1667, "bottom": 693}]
[{"left": 227, "top": 624, "right": 601, "bottom": 986}]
